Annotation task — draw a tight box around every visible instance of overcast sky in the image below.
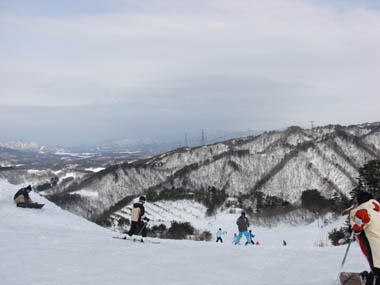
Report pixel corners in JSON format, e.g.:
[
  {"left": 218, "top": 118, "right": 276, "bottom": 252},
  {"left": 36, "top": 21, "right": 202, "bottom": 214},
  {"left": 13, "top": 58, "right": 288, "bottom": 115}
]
[{"left": 1, "top": 0, "right": 379, "bottom": 146}]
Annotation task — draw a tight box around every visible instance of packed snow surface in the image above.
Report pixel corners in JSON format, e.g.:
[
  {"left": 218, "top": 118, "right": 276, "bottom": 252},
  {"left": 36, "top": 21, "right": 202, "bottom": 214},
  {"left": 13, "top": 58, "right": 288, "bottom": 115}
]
[{"left": 0, "top": 180, "right": 369, "bottom": 285}]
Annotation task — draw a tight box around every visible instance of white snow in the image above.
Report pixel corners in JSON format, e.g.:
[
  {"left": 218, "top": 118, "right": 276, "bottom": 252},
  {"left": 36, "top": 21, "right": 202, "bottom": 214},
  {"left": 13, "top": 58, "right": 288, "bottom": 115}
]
[
  {"left": 60, "top": 171, "right": 82, "bottom": 180},
  {"left": 54, "top": 151, "right": 94, "bottom": 158},
  {"left": 71, "top": 189, "right": 99, "bottom": 198},
  {"left": 0, "top": 179, "right": 370, "bottom": 285},
  {"left": 84, "top": 167, "right": 106, "bottom": 173},
  {"left": 27, "top": 169, "right": 44, "bottom": 174}
]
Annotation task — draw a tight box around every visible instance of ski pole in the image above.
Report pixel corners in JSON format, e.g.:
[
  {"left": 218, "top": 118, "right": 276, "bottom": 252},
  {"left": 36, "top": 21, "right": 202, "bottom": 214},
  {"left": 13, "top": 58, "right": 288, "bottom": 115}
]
[
  {"left": 137, "top": 221, "right": 147, "bottom": 236},
  {"left": 335, "top": 232, "right": 354, "bottom": 285}
]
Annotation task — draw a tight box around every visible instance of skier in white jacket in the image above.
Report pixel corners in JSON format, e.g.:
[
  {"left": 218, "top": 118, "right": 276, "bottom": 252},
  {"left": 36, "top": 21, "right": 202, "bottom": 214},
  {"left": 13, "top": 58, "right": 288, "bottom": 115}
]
[
  {"left": 350, "top": 192, "right": 380, "bottom": 285},
  {"left": 216, "top": 228, "right": 224, "bottom": 243}
]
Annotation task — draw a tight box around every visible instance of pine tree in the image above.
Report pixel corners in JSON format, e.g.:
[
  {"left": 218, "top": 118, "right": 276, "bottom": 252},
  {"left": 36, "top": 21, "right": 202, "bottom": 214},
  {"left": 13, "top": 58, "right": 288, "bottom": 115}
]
[
  {"left": 350, "top": 160, "right": 380, "bottom": 200},
  {"left": 329, "top": 160, "right": 380, "bottom": 245}
]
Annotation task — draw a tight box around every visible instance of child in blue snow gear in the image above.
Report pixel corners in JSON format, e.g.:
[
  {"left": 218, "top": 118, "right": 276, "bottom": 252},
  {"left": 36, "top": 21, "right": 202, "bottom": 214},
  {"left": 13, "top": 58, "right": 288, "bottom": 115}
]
[
  {"left": 232, "top": 233, "right": 238, "bottom": 244},
  {"left": 14, "top": 185, "right": 33, "bottom": 206},
  {"left": 235, "top": 212, "right": 251, "bottom": 245},
  {"left": 128, "top": 196, "right": 150, "bottom": 238},
  {"left": 245, "top": 230, "right": 255, "bottom": 245},
  {"left": 216, "top": 228, "right": 224, "bottom": 243}
]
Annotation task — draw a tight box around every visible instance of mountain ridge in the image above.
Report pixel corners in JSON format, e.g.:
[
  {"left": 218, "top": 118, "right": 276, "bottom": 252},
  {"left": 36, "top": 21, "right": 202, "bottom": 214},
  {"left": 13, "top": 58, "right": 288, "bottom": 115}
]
[{"left": 45, "top": 122, "right": 380, "bottom": 228}]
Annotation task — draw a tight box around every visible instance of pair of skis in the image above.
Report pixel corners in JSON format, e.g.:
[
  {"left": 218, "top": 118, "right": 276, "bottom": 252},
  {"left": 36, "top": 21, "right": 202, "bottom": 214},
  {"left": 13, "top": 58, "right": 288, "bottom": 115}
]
[
  {"left": 112, "top": 236, "right": 160, "bottom": 244},
  {"left": 339, "top": 272, "right": 362, "bottom": 285},
  {"left": 336, "top": 232, "right": 364, "bottom": 285},
  {"left": 340, "top": 272, "right": 378, "bottom": 285}
]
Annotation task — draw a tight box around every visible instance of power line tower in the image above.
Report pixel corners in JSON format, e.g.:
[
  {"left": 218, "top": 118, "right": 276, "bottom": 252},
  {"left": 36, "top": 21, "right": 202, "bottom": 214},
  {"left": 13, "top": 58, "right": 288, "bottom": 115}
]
[
  {"left": 310, "top": 121, "right": 315, "bottom": 129},
  {"left": 185, "top": 132, "right": 188, "bottom": 147},
  {"left": 201, "top": 129, "right": 206, "bottom": 146}
]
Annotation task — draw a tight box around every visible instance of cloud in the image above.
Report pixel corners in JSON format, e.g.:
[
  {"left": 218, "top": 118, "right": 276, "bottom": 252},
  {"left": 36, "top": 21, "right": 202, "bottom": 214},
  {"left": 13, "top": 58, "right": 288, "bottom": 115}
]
[{"left": 0, "top": 0, "right": 379, "bottom": 144}]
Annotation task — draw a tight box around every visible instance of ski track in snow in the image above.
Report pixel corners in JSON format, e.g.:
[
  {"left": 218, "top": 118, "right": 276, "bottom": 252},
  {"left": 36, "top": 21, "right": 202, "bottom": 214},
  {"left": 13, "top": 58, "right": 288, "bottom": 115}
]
[{"left": 0, "top": 179, "right": 370, "bottom": 285}]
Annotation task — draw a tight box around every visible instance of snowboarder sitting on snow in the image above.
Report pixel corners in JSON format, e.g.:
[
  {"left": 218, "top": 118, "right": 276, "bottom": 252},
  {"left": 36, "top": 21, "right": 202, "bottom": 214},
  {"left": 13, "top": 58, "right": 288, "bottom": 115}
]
[
  {"left": 235, "top": 211, "right": 251, "bottom": 245},
  {"left": 216, "top": 228, "right": 224, "bottom": 243},
  {"left": 350, "top": 192, "right": 380, "bottom": 285},
  {"left": 128, "top": 196, "right": 150, "bottom": 238},
  {"left": 13, "top": 185, "right": 33, "bottom": 206}
]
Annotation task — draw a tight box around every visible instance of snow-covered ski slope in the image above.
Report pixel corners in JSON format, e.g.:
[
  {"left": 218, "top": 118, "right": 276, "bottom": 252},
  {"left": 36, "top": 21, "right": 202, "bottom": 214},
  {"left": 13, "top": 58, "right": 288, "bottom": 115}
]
[{"left": 0, "top": 180, "right": 370, "bottom": 285}]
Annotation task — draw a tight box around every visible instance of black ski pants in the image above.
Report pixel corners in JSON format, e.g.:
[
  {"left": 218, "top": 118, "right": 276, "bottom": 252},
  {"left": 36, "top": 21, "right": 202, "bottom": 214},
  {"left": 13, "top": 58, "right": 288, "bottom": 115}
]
[{"left": 128, "top": 221, "right": 147, "bottom": 237}]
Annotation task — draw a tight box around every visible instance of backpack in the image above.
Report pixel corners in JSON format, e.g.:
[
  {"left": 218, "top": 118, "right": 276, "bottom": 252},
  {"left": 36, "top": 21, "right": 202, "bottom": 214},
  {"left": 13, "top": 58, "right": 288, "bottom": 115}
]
[{"left": 131, "top": 207, "right": 141, "bottom": 222}]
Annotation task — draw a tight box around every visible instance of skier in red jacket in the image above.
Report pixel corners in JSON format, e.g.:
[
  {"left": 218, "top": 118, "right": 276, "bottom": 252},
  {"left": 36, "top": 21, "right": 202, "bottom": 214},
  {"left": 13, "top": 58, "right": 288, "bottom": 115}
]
[{"left": 350, "top": 192, "right": 380, "bottom": 285}]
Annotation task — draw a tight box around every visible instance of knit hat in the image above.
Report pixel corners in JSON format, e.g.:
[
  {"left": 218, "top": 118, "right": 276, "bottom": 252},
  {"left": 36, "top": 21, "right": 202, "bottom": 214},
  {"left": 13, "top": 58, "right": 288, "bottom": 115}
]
[
  {"left": 139, "top": 196, "right": 146, "bottom": 202},
  {"left": 356, "top": 191, "right": 373, "bottom": 205}
]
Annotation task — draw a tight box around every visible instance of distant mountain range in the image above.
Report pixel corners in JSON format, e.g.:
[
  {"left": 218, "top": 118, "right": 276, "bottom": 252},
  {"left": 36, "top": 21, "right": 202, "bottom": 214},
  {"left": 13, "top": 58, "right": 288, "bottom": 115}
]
[
  {"left": 43, "top": 122, "right": 380, "bottom": 230},
  {"left": 0, "top": 129, "right": 260, "bottom": 155},
  {"left": 0, "top": 140, "right": 44, "bottom": 152}
]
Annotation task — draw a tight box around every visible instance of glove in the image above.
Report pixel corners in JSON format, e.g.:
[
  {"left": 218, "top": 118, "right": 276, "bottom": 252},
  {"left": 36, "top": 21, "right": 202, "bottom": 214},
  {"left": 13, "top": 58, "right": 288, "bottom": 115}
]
[{"left": 144, "top": 217, "right": 150, "bottom": 222}]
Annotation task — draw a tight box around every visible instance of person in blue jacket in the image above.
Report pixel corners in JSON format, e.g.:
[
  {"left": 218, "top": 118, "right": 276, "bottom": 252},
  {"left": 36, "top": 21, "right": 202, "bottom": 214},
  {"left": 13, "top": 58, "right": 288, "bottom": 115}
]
[
  {"left": 235, "top": 211, "right": 251, "bottom": 245},
  {"left": 216, "top": 228, "right": 224, "bottom": 243},
  {"left": 245, "top": 230, "right": 255, "bottom": 245}
]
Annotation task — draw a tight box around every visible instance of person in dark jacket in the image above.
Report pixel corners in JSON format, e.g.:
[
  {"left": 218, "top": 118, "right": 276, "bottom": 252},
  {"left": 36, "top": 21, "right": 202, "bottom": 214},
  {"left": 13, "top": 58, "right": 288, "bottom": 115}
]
[
  {"left": 235, "top": 211, "right": 251, "bottom": 245},
  {"left": 128, "top": 196, "right": 150, "bottom": 237},
  {"left": 14, "top": 185, "right": 33, "bottom": 206}
]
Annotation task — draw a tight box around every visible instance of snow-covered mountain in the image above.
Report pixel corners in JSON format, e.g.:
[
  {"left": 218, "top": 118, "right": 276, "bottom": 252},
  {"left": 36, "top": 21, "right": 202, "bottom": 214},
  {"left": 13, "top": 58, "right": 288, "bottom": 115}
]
[
  {"left": 45, "top": 122, "right": 380, "bottom": 227},
  {"left": 0, "top": 179, "right": 370, "bottom": 285},
  {"left": 0, "top": 140, "right": 44, "bottom": 152}
]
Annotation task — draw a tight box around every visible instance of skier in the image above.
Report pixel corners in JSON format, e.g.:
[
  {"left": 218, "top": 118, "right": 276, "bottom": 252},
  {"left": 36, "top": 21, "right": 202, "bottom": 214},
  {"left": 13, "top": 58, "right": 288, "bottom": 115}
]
[
  {"left": 232, "top": 233, "right": 238, "bottom": 244},
  {"left": 350, "top": 192, "right": 380, "bottom": 285},
  {"left": 13, "top": 185, "right": 33, "bottom": 206},
  {"left": 216, "top": 228, "right": 224, "bottom": 243},
  {"left": 128, "top": 196, "right": 150, "bottom": 238},
  {"left": 235, "top": 211, "right": 251, "bottom": 245},
  {"left": 283, "top": 240, "right": 287, "bottom": 246},
  {"left": 245, "top": 230, "right": 255, "bottom": 245}
]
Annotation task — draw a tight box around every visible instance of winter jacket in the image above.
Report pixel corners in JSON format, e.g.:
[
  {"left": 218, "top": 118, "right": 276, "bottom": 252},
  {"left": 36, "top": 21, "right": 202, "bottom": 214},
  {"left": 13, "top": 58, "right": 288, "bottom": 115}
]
[
  {"left": 216, "top": 230, "right": 223, "bottom": 238},
  {"left": 350, "top": 199, "right": 380, "bottom": 270},
  {"left": 131, "top": 202, "right": 147, "bottom": 222},
  {"left": 13, "top": 188, "right": 32, "bottom": 203},
  {"left": 236, "top": 215, "right": 249, "bottom": 232}
]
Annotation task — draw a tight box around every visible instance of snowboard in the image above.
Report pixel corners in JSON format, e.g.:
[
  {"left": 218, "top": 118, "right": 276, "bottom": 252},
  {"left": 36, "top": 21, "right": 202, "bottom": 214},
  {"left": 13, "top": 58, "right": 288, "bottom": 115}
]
[
  {"left": 113, "top": 236, "right": 160, "bottom": 244},
  {"left": 17, "top": 203, "right": 45, "bottom": 209},
  {"left": 339, "top": 272, "right": 362, "bottom": 285}
]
